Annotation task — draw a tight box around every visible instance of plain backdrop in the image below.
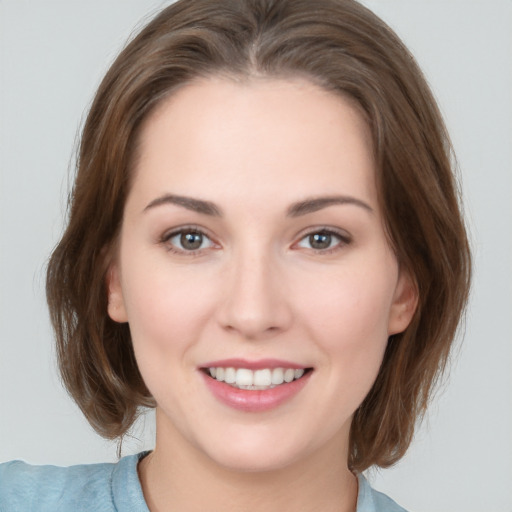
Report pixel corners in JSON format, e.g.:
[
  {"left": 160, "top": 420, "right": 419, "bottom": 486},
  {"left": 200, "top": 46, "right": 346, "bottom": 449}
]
[{"left": 0, "top": 1, "right": 511, "bottom": 511}]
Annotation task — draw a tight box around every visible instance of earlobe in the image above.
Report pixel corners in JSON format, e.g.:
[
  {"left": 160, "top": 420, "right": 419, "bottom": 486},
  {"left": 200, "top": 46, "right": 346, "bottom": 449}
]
[
  {"left": 106, "top": 264, "right": 128, "bottom": 323},
  {"left": 388, "top": 269, "right": 418, "bottom": 335}
]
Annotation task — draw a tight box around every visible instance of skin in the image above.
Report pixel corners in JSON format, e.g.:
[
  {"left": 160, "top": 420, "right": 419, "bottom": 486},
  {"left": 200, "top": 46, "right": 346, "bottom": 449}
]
[{"left": 107, "top": 77, "right": 417, "bottom": 512}]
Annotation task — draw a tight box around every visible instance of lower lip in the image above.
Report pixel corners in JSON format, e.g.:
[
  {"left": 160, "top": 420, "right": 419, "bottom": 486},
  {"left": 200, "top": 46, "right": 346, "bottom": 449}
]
[{"left": 201, "top": 371, "right": 312, "bottom": 412}]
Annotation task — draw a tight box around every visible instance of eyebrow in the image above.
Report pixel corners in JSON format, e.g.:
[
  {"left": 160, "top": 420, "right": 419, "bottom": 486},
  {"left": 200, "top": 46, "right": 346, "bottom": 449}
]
[
  {"left": 143, "top": 193, "right": 373, "bottom": 217},
  {"left": 143, "top": 194, "right": 222, "bottom": 216},
  {"left": 287, "top": 195, "right": 374, "bottom": 217}
]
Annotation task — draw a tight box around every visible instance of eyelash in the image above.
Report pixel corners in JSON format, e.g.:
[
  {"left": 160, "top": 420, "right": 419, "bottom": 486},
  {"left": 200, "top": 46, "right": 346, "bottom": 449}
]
[
  {"left": 159, "top": 226, "right": 351, "bottom": 256},
  {"left": 159, "top": 225, "right": 218, "bottom": 256},
  {"left": 294, "top": 227, "right": 352, "bottom": 254}
]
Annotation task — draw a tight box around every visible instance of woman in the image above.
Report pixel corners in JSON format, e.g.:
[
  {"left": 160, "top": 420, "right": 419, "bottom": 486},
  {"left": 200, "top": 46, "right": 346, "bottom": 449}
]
[{"left": 0, "top": 1, "right": 471, "bottom": 511}]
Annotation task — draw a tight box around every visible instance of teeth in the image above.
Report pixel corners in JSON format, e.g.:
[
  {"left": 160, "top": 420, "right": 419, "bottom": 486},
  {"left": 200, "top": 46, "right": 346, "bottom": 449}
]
[
  {"left": 271, "top": 368, "right": 284, "bottom": 385},
  {"left": 207, "top": 366, "right": 307, "bottom": 389},
  {"left": 254, "top": 369, "right": 272, "bottom": 386},
  {"left": 236, "top": 368, "right": 253, "bottom": 386},
  {"left": 284, "top": 368, "right": 295, "bottom": 383},
  {"left": 215, "top": 367, "right": 225, "bottom": 381},
  {"left": 224, "top": 367, "right": 236, "bottom": 384}
]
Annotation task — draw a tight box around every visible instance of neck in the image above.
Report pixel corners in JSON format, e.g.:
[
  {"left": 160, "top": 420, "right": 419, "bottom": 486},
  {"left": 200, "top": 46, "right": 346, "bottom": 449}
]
[{"left": 138, "top": 412, "right": 358, "bottom": 512}]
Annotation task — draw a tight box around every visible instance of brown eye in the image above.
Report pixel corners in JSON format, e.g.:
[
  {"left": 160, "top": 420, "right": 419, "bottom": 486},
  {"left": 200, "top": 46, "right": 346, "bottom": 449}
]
[
  {"left": 296, "top": 229, "right": 350, "bottom": 252},
  {"left": 180, "top": 231, "right": 203, "bottom": 250},
  {"left": 166, "top": 229, "right": 214, "bottom": 253},
  {"left": 309, "top": 232, "right": 332, "bottom": 250}
]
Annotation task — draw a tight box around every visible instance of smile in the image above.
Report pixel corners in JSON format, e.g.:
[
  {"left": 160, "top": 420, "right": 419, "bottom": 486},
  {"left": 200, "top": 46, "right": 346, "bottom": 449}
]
[
  {"left": 200, "top": 361, "right": 313, "bottom": 412},
  {"left": 207, "top": 367, "right": 307, "bottom": 390}
]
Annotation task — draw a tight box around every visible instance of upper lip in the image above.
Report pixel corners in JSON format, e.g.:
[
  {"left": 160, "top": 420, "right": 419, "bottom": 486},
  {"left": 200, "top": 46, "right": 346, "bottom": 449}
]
[{"left": 200, "top": 358, "right": 309, "bottom": 370}]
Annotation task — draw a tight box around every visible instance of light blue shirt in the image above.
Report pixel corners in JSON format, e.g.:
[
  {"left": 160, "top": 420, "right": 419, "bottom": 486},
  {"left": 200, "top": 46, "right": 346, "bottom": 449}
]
[{"left": 0, "top": 452, "right": 407, "bottom": 511}]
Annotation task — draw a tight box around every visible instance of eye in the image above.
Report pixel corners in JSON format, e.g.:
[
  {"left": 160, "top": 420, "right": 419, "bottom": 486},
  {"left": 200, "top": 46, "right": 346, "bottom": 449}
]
[
  {"left": 163, "top": 228, "right": 216, "bottom": 253},
  {"left": 296, "top": 229, "right": 350, "bottom": 252}
]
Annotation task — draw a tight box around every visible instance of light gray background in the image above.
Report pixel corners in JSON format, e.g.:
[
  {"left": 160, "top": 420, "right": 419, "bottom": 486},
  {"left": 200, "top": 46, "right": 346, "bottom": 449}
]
[{"left": 0, "top": 1, "right": 511, "bottom": 511}]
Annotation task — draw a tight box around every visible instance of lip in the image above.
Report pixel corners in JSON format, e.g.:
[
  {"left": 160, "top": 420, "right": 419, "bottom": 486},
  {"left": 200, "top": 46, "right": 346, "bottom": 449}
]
[
  {"left": 201, "top": 358, "right": 307, "bottom": 370},
  {"left": 200, "top": 362, "right": 312, "bottom": 413}
]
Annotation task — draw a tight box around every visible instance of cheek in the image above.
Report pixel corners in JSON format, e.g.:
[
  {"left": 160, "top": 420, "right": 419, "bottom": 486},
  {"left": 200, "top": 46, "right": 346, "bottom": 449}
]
[
  {"left": 296, "top": 261, "right": 397, "bottom": 375},
  {"left": 120, "top": 259, "right": 223, "bottom": 413},
  {"left": 119, "top": 256, "right": 220, "bottom": 361}
]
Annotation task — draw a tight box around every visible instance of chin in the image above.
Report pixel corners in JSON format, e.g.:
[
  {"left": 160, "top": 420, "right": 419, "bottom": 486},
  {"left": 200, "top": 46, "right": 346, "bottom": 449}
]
[
  {"left": 194, "top": 425, "right": 321, "bottom": 474},
  {"left": 208, "top": 445, "right": 304, "bottom": 474}
]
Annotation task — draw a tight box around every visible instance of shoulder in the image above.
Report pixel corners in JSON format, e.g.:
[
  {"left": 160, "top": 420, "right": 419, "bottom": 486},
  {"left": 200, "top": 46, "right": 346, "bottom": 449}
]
[
  {"left": 0, "top": 458, "right": 116, "bottom": 511},
  {"left": 356, "top": 474, "right": 408, "bottom": 512},
  {"left": 0, "top": 452, "right": 149, "bottom": 512}
]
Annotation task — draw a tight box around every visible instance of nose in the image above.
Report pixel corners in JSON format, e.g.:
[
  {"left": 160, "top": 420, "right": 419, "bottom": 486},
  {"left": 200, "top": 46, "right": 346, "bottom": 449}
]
[{"left": 216, "top": 247, "right": 293, "bottom": 340}]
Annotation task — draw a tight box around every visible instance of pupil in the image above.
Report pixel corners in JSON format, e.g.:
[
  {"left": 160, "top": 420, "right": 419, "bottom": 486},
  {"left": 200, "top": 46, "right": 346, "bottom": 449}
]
[
  {"left": 310, "top": 232, "right": 331, "bottom": 249},
  {"left": 181, "top": 232, "right": 202, "bottom": 250}
]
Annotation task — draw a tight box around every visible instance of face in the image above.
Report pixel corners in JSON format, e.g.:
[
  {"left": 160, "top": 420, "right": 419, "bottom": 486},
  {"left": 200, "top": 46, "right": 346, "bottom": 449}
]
[{"left": 108, "top": 77, "right": 417, "bottom": 472}]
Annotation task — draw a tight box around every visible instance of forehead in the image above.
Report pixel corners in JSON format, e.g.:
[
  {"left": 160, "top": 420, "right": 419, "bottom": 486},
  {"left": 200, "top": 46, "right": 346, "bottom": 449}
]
[{"left": 129, "top": 77, "right": 377, "bottom": 212}]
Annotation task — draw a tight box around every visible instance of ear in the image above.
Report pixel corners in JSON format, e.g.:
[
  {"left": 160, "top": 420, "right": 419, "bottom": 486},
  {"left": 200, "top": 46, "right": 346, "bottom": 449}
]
[
  {"left": 387, "top": 268, "right": 418, "bottom": 336},
  {"left": 106, "top": 263, "right": 128, "bottom": 323}
]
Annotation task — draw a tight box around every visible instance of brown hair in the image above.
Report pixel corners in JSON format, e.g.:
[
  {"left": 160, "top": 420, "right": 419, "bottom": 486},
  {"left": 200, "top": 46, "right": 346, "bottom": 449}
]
[{"left": 46, "top": 0, "right": 471, "bottom": 472}]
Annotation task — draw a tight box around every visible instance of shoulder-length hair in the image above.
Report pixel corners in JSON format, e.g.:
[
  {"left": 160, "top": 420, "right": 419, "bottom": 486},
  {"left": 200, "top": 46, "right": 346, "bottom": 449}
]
[{"left": 46, "top": 0, "right": 471, "bottom": 472}]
